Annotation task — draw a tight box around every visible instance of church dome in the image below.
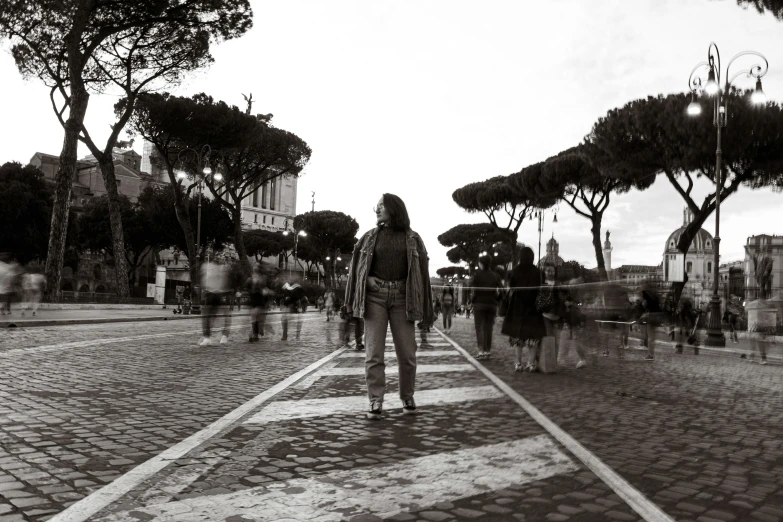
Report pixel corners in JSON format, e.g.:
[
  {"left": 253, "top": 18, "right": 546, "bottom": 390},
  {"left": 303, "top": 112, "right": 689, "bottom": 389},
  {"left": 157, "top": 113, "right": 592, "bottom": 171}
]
[
  {"left": 665, "top": 207, "right": 714, "bottom": 254},
  {"left": 665, "top": 226, "right": 714, "bottom": 253}
]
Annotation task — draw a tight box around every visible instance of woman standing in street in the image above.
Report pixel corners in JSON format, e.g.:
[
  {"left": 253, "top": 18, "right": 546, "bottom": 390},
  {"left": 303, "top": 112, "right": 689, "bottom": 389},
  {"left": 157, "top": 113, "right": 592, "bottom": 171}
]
[
  {"left": 501, "top": 247, "right": 546, "bottom": 372},
  {"left": 471, "top": 255, "right": 502, "bottom": 360},
  {"left": 344, "top": 194, "right": 434, "bottom": 420}
]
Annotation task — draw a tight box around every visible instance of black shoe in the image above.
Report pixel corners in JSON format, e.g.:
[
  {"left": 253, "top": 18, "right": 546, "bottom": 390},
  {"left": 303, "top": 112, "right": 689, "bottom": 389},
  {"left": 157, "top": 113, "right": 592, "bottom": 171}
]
[
  {"left": 281, "top": 336, "right": 287, "bottom": 341},
  {"left": 355, "top": 343, "right": 365, "bottom": 351},
  {"left": 367, "top": 400, "right": 383, "bottom": 420},
  {"left": 402, "top": 398, "right": 417, "bottom": 415}
]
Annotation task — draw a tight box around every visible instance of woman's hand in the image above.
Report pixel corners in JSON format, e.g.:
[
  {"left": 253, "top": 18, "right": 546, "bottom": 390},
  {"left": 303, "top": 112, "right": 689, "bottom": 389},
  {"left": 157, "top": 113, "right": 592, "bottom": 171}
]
[{"left": 366, "top": 276, "right": 380, "bottom": 292}]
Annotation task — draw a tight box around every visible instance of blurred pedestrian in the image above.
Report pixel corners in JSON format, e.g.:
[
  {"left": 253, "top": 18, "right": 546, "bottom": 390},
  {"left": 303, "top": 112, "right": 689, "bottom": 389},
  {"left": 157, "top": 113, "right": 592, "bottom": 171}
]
[
  {"left": 339, "top": 304, "right": 365, "bottom": 350},
  {"left": 280, "top": 282, "right": 304, "bottom": 341},
  {"left": 471, "top": 255, "right": 502, "bottom": 360},
  {"left": 344, "top": 193, "right": 434, "bottom": 420},
  {"left": 247, "top": 264, "right": 274, "bottom": 342},
  {"left": 0, "top": 256, "right": 10, "bottom": 315},
  {"left": 440, "top": 284, "right": 455, "bottom": 333},
  {"left": 317, "top": 295, "right": 325, "bottom": 314},
  {"left": 199, "top": 259, "right": 231, "bottom": 346},
  {"left": 640, "top": 286, "right": 665, "bottom": 361},
  {"left": 21, "top": 270, "right": 44, "bottom": 316},
  {"left": 325, "top": 289, "right": 336, "bottom": 322},
  {"left": 501, "top": 246, "right": 545, "bottom": 372}
]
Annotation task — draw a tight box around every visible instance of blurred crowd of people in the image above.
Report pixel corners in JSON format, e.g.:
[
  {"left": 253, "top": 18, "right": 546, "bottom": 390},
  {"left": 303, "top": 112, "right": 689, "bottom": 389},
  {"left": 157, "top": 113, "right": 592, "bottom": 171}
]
[{"left": 0, "top": 255, "right": 44, "bottom": 316}]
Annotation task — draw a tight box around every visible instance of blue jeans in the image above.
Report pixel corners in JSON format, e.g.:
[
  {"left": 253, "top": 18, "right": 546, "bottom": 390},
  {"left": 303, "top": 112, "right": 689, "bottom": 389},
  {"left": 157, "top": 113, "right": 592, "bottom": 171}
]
[{"left": 364, "top": 285, "right": 417, "bottom": 403}]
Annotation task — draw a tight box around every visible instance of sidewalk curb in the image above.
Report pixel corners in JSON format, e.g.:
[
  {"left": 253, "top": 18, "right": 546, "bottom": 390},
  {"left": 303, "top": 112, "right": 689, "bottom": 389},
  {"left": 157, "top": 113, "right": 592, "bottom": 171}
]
[{"left": 1, "top": 310, "right": 318, "bottom": 329}]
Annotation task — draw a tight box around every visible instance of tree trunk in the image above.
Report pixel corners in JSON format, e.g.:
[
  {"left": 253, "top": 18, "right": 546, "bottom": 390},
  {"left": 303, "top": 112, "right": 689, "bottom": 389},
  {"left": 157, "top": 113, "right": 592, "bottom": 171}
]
[
  {"left": 232, "top": 206, "right": 251, "bottom": 273},
  {"left": 44, "top": 88, "right": 90, "bottom": 301},
  {"left": 97, "top": 158, "right": 130, "bottom": 297},
  {"left": 173, "top": 198, "right": 199, "bottom": 287},
  {"left": 590, "top": 217, "right": 608, "bottom": 282}
]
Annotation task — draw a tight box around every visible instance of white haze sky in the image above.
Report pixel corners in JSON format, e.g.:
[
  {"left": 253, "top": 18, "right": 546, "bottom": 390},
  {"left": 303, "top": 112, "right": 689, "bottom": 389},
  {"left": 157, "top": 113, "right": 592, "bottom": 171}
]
[{"left": 2, "top": 0, "right": 782, "bottom": 271}]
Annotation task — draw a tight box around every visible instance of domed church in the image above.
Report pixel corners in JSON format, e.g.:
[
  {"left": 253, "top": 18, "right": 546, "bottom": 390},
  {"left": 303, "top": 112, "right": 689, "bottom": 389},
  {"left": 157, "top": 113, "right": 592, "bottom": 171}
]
[{"left": 662, "top": 208, "right": 715, "bottom": 284}]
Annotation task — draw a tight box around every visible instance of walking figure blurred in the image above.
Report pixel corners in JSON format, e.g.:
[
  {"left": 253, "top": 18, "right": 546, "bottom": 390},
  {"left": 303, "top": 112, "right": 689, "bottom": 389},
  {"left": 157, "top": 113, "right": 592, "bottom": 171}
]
[
  {"left": 325, "top": 289, "right": 336, "bottom": 322},
  {"left": 280, "top": 282, "right": 305, "bottom": 341},
  {"left": 199, "top": 259, "right": 232, "bottom": 347},
  {"left": 21, "top": 270, "right": 44, "bottom": 316},
  {"left": 247, "top": 264, "right": 275, "bottom": 342}
]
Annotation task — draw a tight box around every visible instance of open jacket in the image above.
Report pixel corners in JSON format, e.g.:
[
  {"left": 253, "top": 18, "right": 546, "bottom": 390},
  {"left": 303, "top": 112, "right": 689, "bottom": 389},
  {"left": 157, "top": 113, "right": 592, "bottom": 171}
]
[{"left": 344, "top": 226, "right": 434, "bottom": 324}]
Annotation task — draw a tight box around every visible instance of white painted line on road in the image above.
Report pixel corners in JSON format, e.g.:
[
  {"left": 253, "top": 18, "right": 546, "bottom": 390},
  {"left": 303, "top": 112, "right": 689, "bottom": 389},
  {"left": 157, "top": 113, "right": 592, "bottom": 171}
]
[
  {"left": 47, "top": 346, "right": 348, "bottom": 522},
  {"left": 294, "top": 360, "right": 341, "bottom": 389},
  {"left": 135, "top": 449, "right": 231, "bottom": 506},
  {"left": 339, "top": 350, "right": 458, "bottom": 358},
  {"left": 0, "top": 317, "right": 325, "bottom": 358},
  {"left": 435, "top": 327, "right": 677, "bottom": 522},
  {"left": 245, "top": 385, "right": 504, "bottom": 424},
  {"left": 93, "top": 435, "right": 578, "bottom": 522},
  {"left": 293, "top": 363, "right": 475, "bottom": 389}
]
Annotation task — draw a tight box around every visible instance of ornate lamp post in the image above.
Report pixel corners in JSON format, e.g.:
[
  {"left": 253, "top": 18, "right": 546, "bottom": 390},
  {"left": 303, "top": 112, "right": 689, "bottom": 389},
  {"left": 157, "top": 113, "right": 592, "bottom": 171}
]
[
  {"left": 687, "top": 42, "right": 768, "bottom": 347},
  {"left": 174, "top": 145, "right": 224, "bottom": 314},
  {"left": 282, "top": 220, "right": 307, "bottom": 278}
]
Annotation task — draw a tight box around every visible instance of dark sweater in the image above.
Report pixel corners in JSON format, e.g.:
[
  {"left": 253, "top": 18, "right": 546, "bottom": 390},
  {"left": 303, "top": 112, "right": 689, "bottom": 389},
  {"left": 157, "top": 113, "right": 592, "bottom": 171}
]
[
  {"left": 471, "top": 270, "right": 502, "bottom": 305},
  {"left": 370, "top": 226, "right": 408, "bottom": 281}
]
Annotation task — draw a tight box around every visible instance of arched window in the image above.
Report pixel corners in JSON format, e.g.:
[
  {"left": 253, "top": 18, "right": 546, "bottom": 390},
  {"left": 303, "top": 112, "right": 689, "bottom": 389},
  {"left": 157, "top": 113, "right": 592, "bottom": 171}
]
[
  {"left": 686, "top": 261, "right": 693, "bottom": 273},
  {"left": 79, "top": 284, "right": 90, "bottom": 293},
  {"left": 95, "top": 285, "right": 106, "bottom": 293}
]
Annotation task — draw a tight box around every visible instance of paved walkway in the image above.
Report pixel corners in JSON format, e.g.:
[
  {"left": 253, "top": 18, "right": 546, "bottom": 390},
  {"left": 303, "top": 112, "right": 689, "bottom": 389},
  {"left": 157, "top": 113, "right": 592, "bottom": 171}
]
[{"left": 0, "top": 314, "right": 781, "bottom": 521}]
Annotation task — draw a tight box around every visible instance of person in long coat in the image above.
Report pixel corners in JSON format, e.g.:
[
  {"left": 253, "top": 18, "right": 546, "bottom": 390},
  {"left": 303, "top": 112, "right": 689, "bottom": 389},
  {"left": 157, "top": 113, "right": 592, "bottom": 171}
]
[{"left": 501, "top": 246, "right": 546, "bottom": 372}]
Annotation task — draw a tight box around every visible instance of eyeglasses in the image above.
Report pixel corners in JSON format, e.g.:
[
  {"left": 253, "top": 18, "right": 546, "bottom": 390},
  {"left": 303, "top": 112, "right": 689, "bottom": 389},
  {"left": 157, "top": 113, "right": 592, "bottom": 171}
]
[{"left": 373, "top": 204, "right": 385, "bottom": 214}]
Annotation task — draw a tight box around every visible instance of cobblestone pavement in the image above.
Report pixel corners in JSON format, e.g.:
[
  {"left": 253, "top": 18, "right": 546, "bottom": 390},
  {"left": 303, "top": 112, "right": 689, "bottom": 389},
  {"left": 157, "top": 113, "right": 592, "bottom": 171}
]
[{"left": 0, "top": 312, "right": 780, "bottom": 521}]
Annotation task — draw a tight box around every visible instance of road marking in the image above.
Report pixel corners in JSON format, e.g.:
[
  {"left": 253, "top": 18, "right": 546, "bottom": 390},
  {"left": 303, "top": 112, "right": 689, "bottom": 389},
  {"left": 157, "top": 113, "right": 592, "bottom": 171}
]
[
  {"left": 293, "top": 363, "right": 475, "bottom": 389},
  {"left": 339, "top": 350, "right": 458, "bottom": 358},
  {"left": 0, "top": 317, "right": 325, "bottom": 358},
  {"left": 245, "top": 385, "right": 504, "bottom": 424},
  {"left": 435, "top": 327, "right": 677, "bottom": 522},
  {"left": 135, "top": 449, "right": 231, "bottom": 506},
  {"left": 47, "top": 347, "right": 348, "bottom": 522},
  {"left": 93, "top": 435, "right": 578, "bottom": 522}
]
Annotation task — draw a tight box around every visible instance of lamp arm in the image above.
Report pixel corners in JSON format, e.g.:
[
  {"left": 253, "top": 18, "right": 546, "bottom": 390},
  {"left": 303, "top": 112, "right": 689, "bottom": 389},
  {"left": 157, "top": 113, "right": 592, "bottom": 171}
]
[
  {"left": 688, "top": 61, "right": 710, "bottom": 92},
  {"left": 708, "top": 42, "right": 721, "bottom": 84},
  {"left": 725, "top": 51, "right": 768, "bottom": 89}
]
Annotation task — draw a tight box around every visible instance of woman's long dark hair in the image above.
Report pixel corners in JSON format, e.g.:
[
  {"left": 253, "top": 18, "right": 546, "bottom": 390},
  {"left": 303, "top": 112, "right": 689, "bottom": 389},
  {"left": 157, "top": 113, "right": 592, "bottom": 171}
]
[{"left": 382, "top": 193, "right": 411, "bottom": 231}]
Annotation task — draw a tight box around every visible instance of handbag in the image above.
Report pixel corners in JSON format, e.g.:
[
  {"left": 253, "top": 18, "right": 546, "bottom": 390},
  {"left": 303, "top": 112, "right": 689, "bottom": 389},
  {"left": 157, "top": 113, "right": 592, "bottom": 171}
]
[{"left": 536, "top": 286, "right": 554, "bottom": 313}]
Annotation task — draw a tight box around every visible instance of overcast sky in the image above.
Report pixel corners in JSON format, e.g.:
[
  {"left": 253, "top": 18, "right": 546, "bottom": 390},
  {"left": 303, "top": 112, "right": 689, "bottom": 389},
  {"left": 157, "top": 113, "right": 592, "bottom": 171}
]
[{"left": 1, "top": 0, "right": 782, "bottom": 271}]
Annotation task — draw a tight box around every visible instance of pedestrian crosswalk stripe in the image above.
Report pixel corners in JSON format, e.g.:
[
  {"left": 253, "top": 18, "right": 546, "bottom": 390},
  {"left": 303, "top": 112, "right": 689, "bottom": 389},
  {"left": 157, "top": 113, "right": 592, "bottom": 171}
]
[
  {"left": 93, "top": 435, "right": 578, "bottom": 522},
  {"left": 339, "top": 350, "right": 458, "bottom": 358},
  {"left": 245, "top": 385, "right": 503, "bottom": 424},
  {"left": 293, "top": 364, "right": 475, "bottom": 389}
]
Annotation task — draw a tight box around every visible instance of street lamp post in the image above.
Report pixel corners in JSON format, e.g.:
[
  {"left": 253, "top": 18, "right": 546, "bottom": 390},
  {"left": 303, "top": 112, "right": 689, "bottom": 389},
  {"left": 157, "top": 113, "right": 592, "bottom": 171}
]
[
  {"left": 175, "top": 145, "right": 224, "bottom": 314},
  {"left": 688, "top": 42, "right": 768, "bottom": 347},
  {"left": 282, "top": 224, "right": 307, "bottom": 278}
]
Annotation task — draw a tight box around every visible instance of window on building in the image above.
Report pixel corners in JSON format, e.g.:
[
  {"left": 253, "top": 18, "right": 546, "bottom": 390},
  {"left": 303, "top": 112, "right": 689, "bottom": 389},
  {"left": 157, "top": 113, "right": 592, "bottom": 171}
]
[
  {"left": 272, "top": 217, "right": 275, "bottom": 225},
  {"left": 270, "top": 179, "right": 276, "bottom": 210},
  {"left": 252, "top": 182, "right": 259, "bottom": 207},
  {"left": 254, "top": 214, "right": 258, "bottom": 223},
  {"left": 686, "top": 261, "right": 693, "bottom": 273},
  {"left": 261, "top": 182, "right": 268, "bottom": 209},
  {"left": 707, "top": 262, "right": 712, "bottom": 273},
  {"left": 263, "top": 215, "right": 266, "bottom": 224}
]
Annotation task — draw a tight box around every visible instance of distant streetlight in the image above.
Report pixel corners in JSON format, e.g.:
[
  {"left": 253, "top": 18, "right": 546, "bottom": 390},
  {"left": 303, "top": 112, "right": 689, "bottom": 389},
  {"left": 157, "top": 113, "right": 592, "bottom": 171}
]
[
  {"left": 687, "top": 41, "right": 769, "bottom": 347},
  {"left": 282, "top": 223, "right": 307, "bottom": 277}
]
